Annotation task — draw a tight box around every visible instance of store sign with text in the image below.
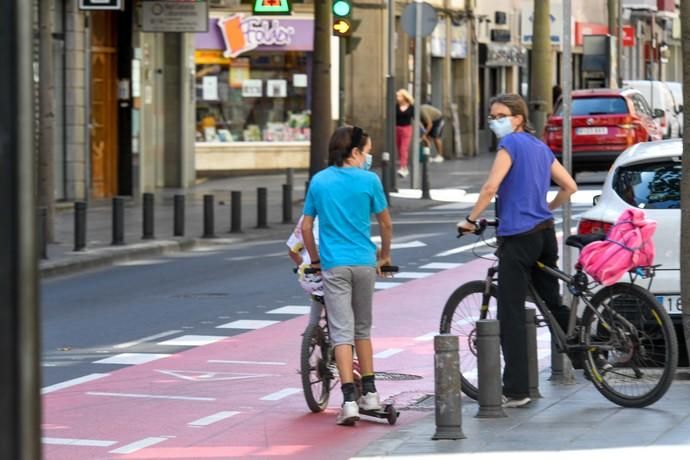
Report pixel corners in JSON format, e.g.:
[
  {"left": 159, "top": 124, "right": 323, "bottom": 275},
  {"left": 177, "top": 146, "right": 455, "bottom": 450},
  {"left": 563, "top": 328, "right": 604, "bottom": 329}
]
[{"left": 79, "top": 0, "right": 122, "bottom": 10}]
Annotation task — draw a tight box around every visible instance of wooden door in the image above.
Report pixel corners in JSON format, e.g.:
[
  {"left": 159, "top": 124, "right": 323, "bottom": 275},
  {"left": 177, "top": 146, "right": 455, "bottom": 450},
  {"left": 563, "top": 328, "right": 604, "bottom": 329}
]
[{"left": 90, "top": 12, "right": 118, "bottom": 199}]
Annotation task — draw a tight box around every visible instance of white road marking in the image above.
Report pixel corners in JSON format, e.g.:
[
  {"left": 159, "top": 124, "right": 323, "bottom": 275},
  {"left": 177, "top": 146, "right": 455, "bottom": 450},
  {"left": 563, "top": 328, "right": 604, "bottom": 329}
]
[
  {"left": 394, "top": 271, "right": 434, "bottom": 279},
  {"left": 414, "top": 332, "right": 437, "bottom": 342},
  {"left": 157, "top": 335, "right": 227, "bottom": 346},
  {"left": 87, "top": 392, "right": 215, "bottom": 401},
  {"left": 390, "top": 240, "right": 427, "bottom": 249},
  {"left": 114, "top": 259, "right": 171, "bottom": 267},
  {"left": 109, "top": 437, "right": 170, "bottom": 454},
  {"left": 156, "top": 369, "right": 276, "bottom": 382},
  {"left": 374, "top": 348, "right": 404, "bottom": 359},
  {"left": 266, "top": 305, "right": 311, "bottom": 315},
  {"left": 390, "top": 188, "right": 467, "bottom": 202},
  {"left": 435, "top": 239, "right": 497, "bottom": 257},
  {"left": 216, "top": 319, "right": 279, "bottom": 329},
  {"left": 188, "top": 411, "right": 240, "bottom": 427},
  {"left": 93, "top": 353, "right": 170, "bottom": 365},
  {"left": 114, "top": 330, "right": 182, "bottom": 349},
  {"left": 375, "top": 282, "right": 402, "bottom": 290},
  {"left": 41, "top": 373, "right": 109, "bottom": 395},
  {"left": 226, "top": 251, "right": 285, "bottom": 261},
  {"left": 43, "top": 437, "right": 117, "bottom": 447},
  {"left": 208, "top": 360, "right": 286, "bottom": 366},
  {"left": 260, "top": 388, "right": 302, "bottom": 401},
  {"left": 419, "top": 262, "right": 464, "bottom": 270}
]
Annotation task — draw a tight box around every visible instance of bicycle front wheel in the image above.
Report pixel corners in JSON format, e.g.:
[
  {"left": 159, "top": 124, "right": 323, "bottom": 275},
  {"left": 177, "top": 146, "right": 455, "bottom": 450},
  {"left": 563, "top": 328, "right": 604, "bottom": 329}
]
[
  {"left": 581, "top": 282, "right": 678, "bottom": 408},
  {"left": 439, "top": 280, "right": 499, "bottom": 400},
  {"left": 300, "top": 324, "right": 333, "bottom": 412}
]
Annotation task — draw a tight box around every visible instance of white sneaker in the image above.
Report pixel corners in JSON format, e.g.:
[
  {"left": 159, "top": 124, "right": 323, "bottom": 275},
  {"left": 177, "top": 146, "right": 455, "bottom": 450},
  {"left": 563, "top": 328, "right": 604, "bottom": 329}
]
[
  {"left": 336, "top": 401, "right": 360, "bottom": 425},
  {"left": 397, "top": 168, "right": 409, "bottom": 178},
  {"left": 501, "top": 396, "right": 531, "bottom": 408},
  {"left": 358, "top": 391, "right": 381, "bottom": 411},
  {"left": 431, "top": 155, "right": 445, "bottom": 163}
]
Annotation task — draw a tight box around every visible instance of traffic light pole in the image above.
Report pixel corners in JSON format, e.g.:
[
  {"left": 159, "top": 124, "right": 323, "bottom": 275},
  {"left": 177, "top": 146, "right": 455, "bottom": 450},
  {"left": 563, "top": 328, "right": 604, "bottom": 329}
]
[
  {"left": 386, "top": 0, "right": 397, "bottom": 192},
  {"left": 339, "top": 37, "right": 345, "bottom": 126},
  {"left": 0, "top": 1, "right": 42, "bottom": 458}
]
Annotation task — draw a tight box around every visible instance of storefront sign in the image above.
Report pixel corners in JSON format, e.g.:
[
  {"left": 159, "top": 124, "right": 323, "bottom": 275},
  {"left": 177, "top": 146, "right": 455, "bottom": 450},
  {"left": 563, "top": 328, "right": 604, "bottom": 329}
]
[
  {"left": 623, "top": 25, "right": 635, "bottom": 47},
  {"left": 430, "top": 20, "right": 467, "bottom": 59},
  {"left": 253, "top": 0, "right": 292, "bottom": 15},
  {"left": 521, "top": 0, "right": 563, "bottom": 46},
  {"left": 575, "top": 22, "right": 608, "bottom": 46},
  {"left": 196, "top": 16, "right": 314, "bottom": 55},
  {"left": 79, "top": 0, "right": 122, "bottom": 10},
  {"left": 490, "top": 29, "right": 511, "bottom": 43},
  {"left": 142, "top": 0, "right": 209, "bottom": 33},
  {"left": 485, "top": 44, "right": 527, "bottom": 67}
]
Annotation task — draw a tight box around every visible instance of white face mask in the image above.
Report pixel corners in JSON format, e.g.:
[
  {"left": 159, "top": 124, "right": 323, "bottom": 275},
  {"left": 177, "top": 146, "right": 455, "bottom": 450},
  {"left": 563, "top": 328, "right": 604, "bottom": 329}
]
[
  {"left": 489, "top": 117, "right": 514, "bottom": 138},
  {"left": 362, "top": 153, "right": 372, "bottom": 170}
]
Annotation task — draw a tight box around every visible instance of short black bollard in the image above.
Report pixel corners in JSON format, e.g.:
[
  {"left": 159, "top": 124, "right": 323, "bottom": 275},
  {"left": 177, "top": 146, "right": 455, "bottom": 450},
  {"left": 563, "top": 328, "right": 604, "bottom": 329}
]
[
  {"left": 476, "top": 320, "right": 507, "bottom": 418},
  {"left": 282, "top": 184, "right": 293, "bottom": 224},
  {"left": 432, "top": 334, "right": 466, "bottom": 440},
  {"left": 203, "top": 194, "right": 215, "bottom": 238},
  {"left": 421, "top": 146, "right": 431, "bottom": 200},
  {"left": 230, "top": 190, "right": 242, "bottom": 233},
  {"left": 381, "top": 151, "right": 391, "bottom": 205},
  {"left": 173, "top": 194, "right": 185, "bottom": 237},
  {"left": 142, "top": 192, "right": 155, "bottom": 240},
  {"left": 526, "top": 309, "right": 543, "bottom": 399},
  {"left": 38, "top": 207, "right": 48, "bottom": 260},
  {"left": 256, "top": 187, "right": 268, "bottom": 229},
  {"left": 286, "top": 167, "right": 294, "bottom": 187},
  {"left": 74, "top": 201, "right": 87, "bottom": 251},
  {"left": 112, "top": 196, "right": 125, "bottom": 246}
]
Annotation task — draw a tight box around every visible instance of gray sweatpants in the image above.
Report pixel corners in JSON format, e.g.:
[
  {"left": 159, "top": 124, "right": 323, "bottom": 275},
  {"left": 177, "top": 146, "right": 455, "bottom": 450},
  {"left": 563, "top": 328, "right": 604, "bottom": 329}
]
[{"left": 322, "top": 266, "right": 376, "bottom": 347}]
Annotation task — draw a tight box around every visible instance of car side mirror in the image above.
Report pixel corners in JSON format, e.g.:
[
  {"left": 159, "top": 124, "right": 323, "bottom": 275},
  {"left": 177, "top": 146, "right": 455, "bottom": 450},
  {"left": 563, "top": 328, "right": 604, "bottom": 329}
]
[
  {"left": 653, "top": 108, "right": 665, "bottom": 119},
  {"left": 593, "top": 194, "right": 601, "bottom": 206},
  {"left": 677, "top": 104, "right": 683, "bottom": 114}
]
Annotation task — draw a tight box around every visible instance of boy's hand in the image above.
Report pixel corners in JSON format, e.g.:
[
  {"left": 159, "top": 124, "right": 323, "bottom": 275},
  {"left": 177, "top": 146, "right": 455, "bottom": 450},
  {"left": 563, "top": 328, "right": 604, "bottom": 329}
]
[{"left": 376, "top": 257, "right": 393, "bottom": 278}]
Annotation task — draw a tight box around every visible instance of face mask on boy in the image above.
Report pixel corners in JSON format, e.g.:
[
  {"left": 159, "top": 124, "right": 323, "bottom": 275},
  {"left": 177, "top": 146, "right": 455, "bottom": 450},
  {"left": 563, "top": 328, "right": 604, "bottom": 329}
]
[{"left": 362, "top": 153, "right": 373, "bottom": 170}]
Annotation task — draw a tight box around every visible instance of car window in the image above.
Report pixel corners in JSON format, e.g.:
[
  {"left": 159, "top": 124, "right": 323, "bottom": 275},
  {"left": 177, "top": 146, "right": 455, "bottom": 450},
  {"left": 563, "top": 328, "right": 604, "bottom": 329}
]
[
  {"left": 631, "top": 94, "right": 652, "bottom": 117},
  {"left": 557, "top": 97, "right": 628, "bottom": 116},
  {"left": 613, "top": 161, "right": 681, "bottom": 209}
]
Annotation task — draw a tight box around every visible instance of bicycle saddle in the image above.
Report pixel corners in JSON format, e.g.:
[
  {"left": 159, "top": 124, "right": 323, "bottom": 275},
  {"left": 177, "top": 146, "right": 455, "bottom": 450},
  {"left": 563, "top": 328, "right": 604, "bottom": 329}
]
[{"left": 565, "top": 233, "right": 606, "bottom": 250}]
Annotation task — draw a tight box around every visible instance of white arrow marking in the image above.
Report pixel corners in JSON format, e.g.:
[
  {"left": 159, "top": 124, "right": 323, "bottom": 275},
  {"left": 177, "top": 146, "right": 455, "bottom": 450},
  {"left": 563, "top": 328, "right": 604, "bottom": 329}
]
[{"left": 155, "top": 369, "right": 277, "bottom": 382}]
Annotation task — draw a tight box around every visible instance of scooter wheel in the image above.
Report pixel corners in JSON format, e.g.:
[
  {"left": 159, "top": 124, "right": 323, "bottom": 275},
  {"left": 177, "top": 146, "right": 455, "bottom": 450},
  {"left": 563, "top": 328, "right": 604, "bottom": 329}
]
[{"left": 385, "top": 404, "right": 398, "bottom": 425}]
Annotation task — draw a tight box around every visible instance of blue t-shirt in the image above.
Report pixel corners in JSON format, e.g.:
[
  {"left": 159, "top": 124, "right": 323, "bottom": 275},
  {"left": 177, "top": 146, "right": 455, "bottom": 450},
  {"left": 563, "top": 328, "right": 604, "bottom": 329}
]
[
  {"left": 303, "top": 166, "right": 388, "bottom": 270},
  {"left": 496, "top": 132, "right": 555, "bottom": 236}
]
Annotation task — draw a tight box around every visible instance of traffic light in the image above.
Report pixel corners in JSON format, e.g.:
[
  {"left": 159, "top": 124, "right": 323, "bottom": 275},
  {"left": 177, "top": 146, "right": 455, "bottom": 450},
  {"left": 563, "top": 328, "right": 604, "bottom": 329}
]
[{"left": 332, "top": 0, "right": 352, "bottom": 37}]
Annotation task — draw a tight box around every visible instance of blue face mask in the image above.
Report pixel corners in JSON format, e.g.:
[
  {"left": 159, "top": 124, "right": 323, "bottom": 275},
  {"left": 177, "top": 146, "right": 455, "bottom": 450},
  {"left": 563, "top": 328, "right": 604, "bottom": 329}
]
[
  {"left": 489, "top": 117, "right": 514, "bottom": 138},
  {"left": 360, "top": 153, "right": 372, "bottom": 170}
]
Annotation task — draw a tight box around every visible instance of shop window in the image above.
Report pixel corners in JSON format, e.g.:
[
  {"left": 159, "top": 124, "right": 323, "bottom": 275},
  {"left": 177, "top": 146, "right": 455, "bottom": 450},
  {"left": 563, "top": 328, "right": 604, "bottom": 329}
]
[{"left": 195, "top": 50, "right": 310, "bottom": 142}]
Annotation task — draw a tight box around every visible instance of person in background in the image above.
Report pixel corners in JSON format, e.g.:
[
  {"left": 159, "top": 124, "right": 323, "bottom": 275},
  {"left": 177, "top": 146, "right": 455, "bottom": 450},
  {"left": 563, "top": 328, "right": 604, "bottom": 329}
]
[
  {"left": 395, "top": 89, "right": 414, "bottom": 178},
  {"left": 457, "top": 93, "right": 577, "bottom": 409},
  {"left": 301, "top": 126, "right": 394, "bottom": 426},
  {"left": 420, "top": 103, "right": 445, "bottom": 162}
]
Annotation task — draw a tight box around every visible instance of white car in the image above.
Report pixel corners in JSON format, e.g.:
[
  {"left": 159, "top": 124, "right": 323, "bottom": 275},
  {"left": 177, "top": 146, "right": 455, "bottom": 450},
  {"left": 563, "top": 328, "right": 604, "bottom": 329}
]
[
  {"left": 665, "top": 81, "right": 683, "bottom": 138},
  {"left": 577, "top": 139, "right": 684, "bottom": 360},
  {"left": 623, "top": 80, "right": 681, "bottom": 139}
]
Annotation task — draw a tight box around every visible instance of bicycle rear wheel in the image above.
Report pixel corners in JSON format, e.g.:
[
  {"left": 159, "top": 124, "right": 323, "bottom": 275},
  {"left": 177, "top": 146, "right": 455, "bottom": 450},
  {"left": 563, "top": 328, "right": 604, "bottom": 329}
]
[
  {"left": 439, "top": 280, "right": 499, "bottom": 400},
  {"left": 300, "top": 324, "right": 334, "bottom": 412},
  {"left": 581, "top": 283, "right": 678, "bottom": 408}
]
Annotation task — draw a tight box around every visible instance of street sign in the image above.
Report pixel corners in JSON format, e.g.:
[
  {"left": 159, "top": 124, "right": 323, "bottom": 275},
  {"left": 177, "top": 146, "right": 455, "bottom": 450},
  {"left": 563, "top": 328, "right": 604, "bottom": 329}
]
[
  {"left": 333, "top": 19, "right": 352, "bottom": 37},
  {"left": 141, "top": 1, "right": 209, "bottom": 33},
  {"left": 401, "top": 2, "right": 437, "bottom": 38},
  {"left": 252, "top": 0, "right": 292, "bottom": 16},
  {"left": 79, "top": 0, "right": 123, "bottom": 10}
]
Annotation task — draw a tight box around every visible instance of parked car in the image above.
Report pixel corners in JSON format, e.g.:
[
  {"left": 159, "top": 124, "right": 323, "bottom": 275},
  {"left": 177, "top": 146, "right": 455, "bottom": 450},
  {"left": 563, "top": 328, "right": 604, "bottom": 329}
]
[
  {"left": 623, "top": 80, "right": 680, "bottom": 139},
  {"left": 577, "top": 138, "right": 686, "bottom": 364},
  {"left": 545, "top": 88, "right": 664, "bottom": 175},
  {"left": 665, "top": 81, "right": 683, "bottom": 138}
]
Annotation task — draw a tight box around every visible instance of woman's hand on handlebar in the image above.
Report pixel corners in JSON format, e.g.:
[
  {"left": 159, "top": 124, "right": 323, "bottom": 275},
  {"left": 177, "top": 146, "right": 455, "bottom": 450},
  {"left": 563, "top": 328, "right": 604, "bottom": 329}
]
[{"left": 457, "top": 219, "right": 478, "bottom": 236}]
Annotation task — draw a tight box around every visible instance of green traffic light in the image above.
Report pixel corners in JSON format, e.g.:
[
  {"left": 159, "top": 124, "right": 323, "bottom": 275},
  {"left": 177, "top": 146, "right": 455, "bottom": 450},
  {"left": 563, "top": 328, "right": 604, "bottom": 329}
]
[{"left": 332, "top": 0, "right": 351, "bottom": 17}]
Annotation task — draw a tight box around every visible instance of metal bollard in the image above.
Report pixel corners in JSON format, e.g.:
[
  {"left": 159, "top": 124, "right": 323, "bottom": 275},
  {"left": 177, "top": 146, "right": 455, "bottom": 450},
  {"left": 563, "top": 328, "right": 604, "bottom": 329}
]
[
  {"left": 525, "top": 309, "right": 542, "bottom": 399},
  {"left": 112, "top": 196, "right": 125, "bottom": 246},
  {"left": 381, "top": 151, "right": 391, "bottom": 205},
  {"left": 38, "top": 207, "right": 48, "bottom": 260},
  {"left": 421, "top": 146, "right": 431, "bottom": 200},
  {"left": 476, "top": 320, "right": 507, "bottom": 418},
  {"left": 74, "top": 201, "right": 87, "bottom": 251},
  {"left": 203, "top": 194, "right": 215, "bottom": 238},
  {"left": 142, "top": 193, "right": 154, "bottom": 240},
  {"left": 286, "top": 167, "right": 294, "bottom": 187},
  {"left": 549, "top": 340, "right": 577, "bottom": 384},
  {"left": 432, "top": 334, "right": 466, "bottom": 440},
  {"left": 173, "top": 194, "right": 185, "bottom": 237},
  {"left": 256, "top": 187, "right": 268, "bottom": 229},
  {"left": 230, "top": 191, "right": 242, "bottom": 233},
  {"left": 282, "top": 184, "right": 293, "bottom": 224}
]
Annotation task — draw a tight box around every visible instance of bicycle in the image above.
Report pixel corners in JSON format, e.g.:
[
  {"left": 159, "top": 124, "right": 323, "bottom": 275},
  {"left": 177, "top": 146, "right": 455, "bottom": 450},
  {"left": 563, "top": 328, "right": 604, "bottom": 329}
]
[
  {"left": 299, "top": 266, "right": 400, "bottom": 424},
  {"left": 439, "top": 219, "right": 678, "bottom": 408}
]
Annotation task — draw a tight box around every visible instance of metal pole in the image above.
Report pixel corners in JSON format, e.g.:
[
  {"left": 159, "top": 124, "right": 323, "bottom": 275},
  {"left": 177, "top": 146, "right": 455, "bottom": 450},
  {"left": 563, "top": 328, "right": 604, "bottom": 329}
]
[
  {"left": 431, "top": 334, "right": 466, "bottom": 440},
  {"left": 530, "top": 0, "right": 552, "bottom": 137},
  {"left": 386, "top": 0, "right": 397, "bottom": 192},
  {"left": 421, "top": 146, "right": 431, "bottom": 199},
  {"left": 339, "top": 37, "right": 345, "bottom": 127},
  {"left": 173, "top": 194, "right": 185, "bottom": 237},
  {"left": 230, "top": 190, "right": 242, "bottom": 233},
  {"left": 282, "top": 184, "right": 293, "bottom": 224},
  {"left": 38, "top": 207, "right": 48, "bottom": 260},
  {"left": 476, "top": 320, "right": 507, "bottom": 418},
  {"left": 525, "top": 308, "right": 542, "bottom": 399},
  {"left": 256, "top": 187, "right": 268, "bottom": 229},
  {"left": 0, "top": 0, "right": 41, "bottom": 456},
  {"left": 111, "top": 197, "right": 125, "bottom": 246},
  {"left": 286, "top": 167, "right": 294, "bottom": 187},
  {"left": 142, "top": 192, "right": 154, "bottom": 240},
  {"left": 411, "top": 0, "right": 422, "bottom": 189},
  {"left": 74, "top": 201, "right": 87, "bottom": 251},
  {"left": 381, "top": 151, "right": 391, "bottom": 204},
  {"left": 203, "top": 194, "right": 215, "bottom": 238}
]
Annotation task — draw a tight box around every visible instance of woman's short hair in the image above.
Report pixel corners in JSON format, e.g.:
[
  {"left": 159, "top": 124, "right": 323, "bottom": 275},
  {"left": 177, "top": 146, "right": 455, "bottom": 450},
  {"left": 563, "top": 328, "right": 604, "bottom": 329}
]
[
  {"left": 396, "top": 88, "right": 414, "bottom": 105},
  {"left": 328, "top": 126, "right": 370, "bottom": 166},
  {"left": 489, "top": 93, "right": 535, "bottom": 134}
]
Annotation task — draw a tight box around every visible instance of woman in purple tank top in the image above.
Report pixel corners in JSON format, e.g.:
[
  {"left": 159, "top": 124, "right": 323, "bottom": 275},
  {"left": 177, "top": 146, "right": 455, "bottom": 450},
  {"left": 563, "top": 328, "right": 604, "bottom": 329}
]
[{"left": 457, "top": 93, "right": 577, "bottom": 408}]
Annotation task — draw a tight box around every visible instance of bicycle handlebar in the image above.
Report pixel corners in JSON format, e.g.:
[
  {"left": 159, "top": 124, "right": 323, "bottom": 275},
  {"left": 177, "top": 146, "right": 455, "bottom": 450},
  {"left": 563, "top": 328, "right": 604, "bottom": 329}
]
[
  {"left": 457, "top": 218, "right": 498, "bottom": 238},
  {"left": 300, "top": 265, "right": 399, "bottom": 275}
]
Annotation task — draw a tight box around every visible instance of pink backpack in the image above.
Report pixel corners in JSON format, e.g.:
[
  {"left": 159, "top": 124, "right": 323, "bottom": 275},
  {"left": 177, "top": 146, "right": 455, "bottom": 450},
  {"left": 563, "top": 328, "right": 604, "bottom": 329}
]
[{"left": 578, "top": 209, "right": 656, "bottom": 286}]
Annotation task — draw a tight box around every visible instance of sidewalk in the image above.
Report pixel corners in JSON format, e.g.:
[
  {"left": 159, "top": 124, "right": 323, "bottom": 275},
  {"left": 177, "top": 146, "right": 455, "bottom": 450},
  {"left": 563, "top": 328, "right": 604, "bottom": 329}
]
[
  {"left": 41, "top": 154, "right": 493, "bottom": 278},
  {"left": 354, "top": 369, "right": 690, "bottom": 459}
]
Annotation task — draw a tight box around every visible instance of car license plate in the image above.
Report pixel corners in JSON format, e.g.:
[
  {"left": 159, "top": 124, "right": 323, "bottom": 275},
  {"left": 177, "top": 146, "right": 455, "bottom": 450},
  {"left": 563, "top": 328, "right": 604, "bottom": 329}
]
[
  {"left": 655, "top": 295, "right": 682, "bottom": 315},
  {"left": 576, "top": 127, "right": 608, "bottom": 135}
]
